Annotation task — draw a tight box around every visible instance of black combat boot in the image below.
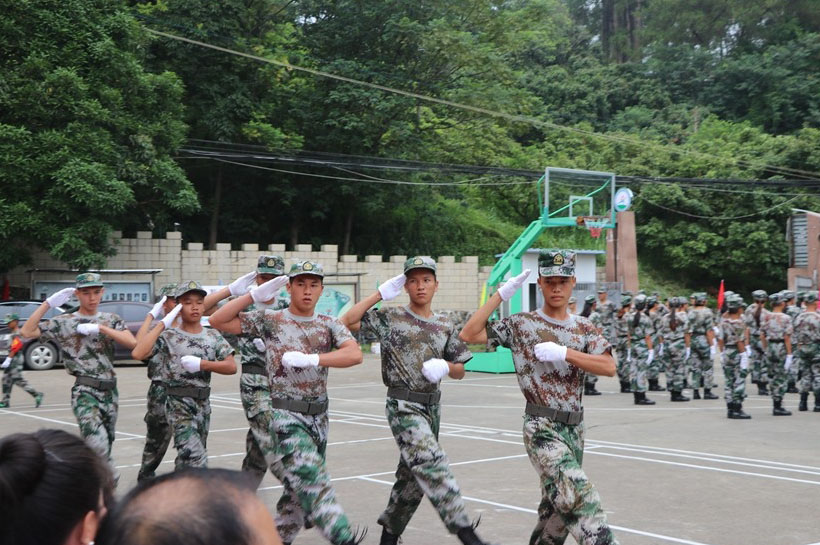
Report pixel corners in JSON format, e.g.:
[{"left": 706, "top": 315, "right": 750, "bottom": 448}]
[
  {"left": 798, "top": 392, "right": 809, "bottom": 411},
  {"left": 814, "top": 393, "right": 820, "bottom": 412},
  {"left": 692, "top": 389, "right": 701, "bottom": 400},
  {"left": 634, "top": 391, "right": 656, "bottom": 405},
  {"left": 648, "top": 378, "right": 665, "bottom": 391},
  {"left": 456, "top": 523, "right": 494, "bottom": 545},
  {"left": 726, "top": 401, "right": 736, "bottom": 418},
  {"left": 731, "top": 402, "right": 752, "bottom": 419},
  {"left": 379, "top": 527, "right": 400, "bottom": 545},
  {"left": 620, "top": 380, "right": 631, "bottom": 393},
  {"left": 670, "top": 390, "right": 690, "bottom": 402},
  {"left": 787, "top": 380, "right": 799, "bottom": 394},
  {"left": 772, "top": 399, "right": 792, "bottom": 416},
  {"left": 585, "top": 384, "right": 602, "bottom": 396},
  {"left": 703, "top": 388, "right": 719, "bottom": 400},
  {"left": 757, "top": 382, "right": 769, "bottom": 395}
]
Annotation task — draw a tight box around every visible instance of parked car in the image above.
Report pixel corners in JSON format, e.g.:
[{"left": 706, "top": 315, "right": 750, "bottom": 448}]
[{"left": 0, "top": 300, "right": 152, "bottom": 370}]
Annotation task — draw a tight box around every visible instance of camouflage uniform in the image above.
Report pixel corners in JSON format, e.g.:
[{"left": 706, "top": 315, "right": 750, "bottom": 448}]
[
  {"left": 360, "top": 305, "right": 473, "bottom": 536},
  {"left": 743, "top": 302, "right": 770, "bottom": 386},
  {"left": 596, "top": 298, "right": 617, "bottom": 346},
  {"left": 687, "top": 307, "right": 715, "bottom": 389},
  {"left": 760, "top": 312, "right": 793, "bottom": 403},
  {"left": 785, "top": 303, "right": 803, "bottom": 388},
  {"left": 659, "top": 311, "right": 689, "bottom": 393},
  {"left": 648, "top": 308, "right": 665, "bottom": 384},
  {"left": 614, "top": 307, "right": 631, "bottom": 385},
  {"left": 240, "top": 307, "right": 360, "bottom": 545},
  {"left": 151, "top": 327, "right": 233, "bottom": 469},
  {"left": 40, "top": 310, "right": 125, "bottom": 469},
  {"left": 1, "top": 331, "right": 41, "bottom": 405},
  {"left": 585, "top": 310, "right": 602, "bottom": 389},
  {"left": 487, "top": 307, "right": 618, "bottom": 545},
  {"left": 628, "top": 310, "right": 653, "bottom": 393},
  {"left": 793, "top": 309, "right": 820, "bottom": 403},
  {"left": 719, "top": 317, "right": 748, "bottom": 403}
]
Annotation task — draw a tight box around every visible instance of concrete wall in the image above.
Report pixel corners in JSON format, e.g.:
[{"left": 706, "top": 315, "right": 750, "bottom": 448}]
[{"left": 788, "top": 211, "right": 820, "bottom": 291}]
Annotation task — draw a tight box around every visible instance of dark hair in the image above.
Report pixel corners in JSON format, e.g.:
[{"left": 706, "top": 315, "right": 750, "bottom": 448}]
[
  {"left": 0, "top": 429, "right": 113, "bottom": 545},
  {"left": 96, "top": 469, "right": 258, "bottom": 545},
  {"left": 754, "top": 302, "right": 763, "bottom": 328},
  {"left": 580, "top": 301, "right": 594, "bottom": 318},
  {"left": 632, "top": 308, "right": 642, "bottom": 329}
]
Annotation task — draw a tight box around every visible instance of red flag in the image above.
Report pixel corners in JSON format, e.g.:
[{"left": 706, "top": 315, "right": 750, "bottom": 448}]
[{"left": 717, "top": 279, "right": 725, "bottom": 309}]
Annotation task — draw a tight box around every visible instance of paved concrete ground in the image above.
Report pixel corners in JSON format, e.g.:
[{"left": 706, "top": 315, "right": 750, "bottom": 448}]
[{"left": 1, "top": 355, "right": 818, "bottom": 545}]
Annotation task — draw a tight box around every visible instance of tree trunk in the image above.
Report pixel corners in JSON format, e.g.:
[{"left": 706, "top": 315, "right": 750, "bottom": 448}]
[
  {"left": 289, "top": 221, "right": 299, "bottom": 249},
  {"left": 208, "top": 168, "right": 222, "bottom": 250},
  {"left": 342, "top": 209, "right": 354, "bottom": 255}
]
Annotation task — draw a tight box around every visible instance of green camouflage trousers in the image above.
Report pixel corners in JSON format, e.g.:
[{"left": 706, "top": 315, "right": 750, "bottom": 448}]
[
  {"left": 2, "top": 358, "right": 39, "bottom": 404},
  {"left": 138, "top": 381, "right": 172, "bottom": 481},
  {"left": 239, "top": 372, "right": 277, "bottom": 488},
  {"left": 166, "top": 395, "right": 211, "bottom": 469},
  {"left": 629, "top": 341, "right": 650, "bottom": 393},
  {"left": 796, "top": 347, "right": 820, "bottom": 396},
  {"left": 765, "top": 342, "right": 789, "bottom": 402},
  {"left": 523, "top": 416, "right": 619, "bottom": 545},
  {"left": 664, "top": 339, "right": 687, "bottom": 392},
  {"left": 749, "top": 337, "right": 767, "bottom": 384},
  {"left": 71, "top": 383, "right": 118, "bottom": 470},
  {"left": 269, "top": 408, "right": 356, "bottom": 545},
  {"left": 378, "top": 398, "right": 471, "bottom": 535},
  {"left": 689, "top": 335, "right": 714, "bottom": 388},
  {"left": 615, "top": 340, "right": 630, "bottom": 383},
  {"left": 721, "top": 348, "right": 748, "bottom": 403},
  {"left": 647, "top": 342, "right": 664, "bottom": 381}
]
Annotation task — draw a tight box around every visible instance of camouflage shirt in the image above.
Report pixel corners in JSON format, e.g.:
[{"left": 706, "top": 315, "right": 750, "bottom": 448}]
[
  {"left": 239, "top": 309, "right": 355, "bottom": 401},
  {"left": 649, "top": 310, "right": 664, "bottom": 343},
  {"left": 361, "top": 306, "right": 472, "bottom": 393},
  {"left": 743, "top": 304, "right": 770, "bottom": 336},
  {"left": 687, "top": 307, "right": 714, "bottom": 335},
  {"left": 41, "top": 312, "right": 125, "bottom": 380},
  {"left": 588, "top": 311, "right": 602, "bottom": 333},
  {"left": 760, "top": 312, "right": 793, "bottom": 342},
  {"left": 487, "top": 311, "right": 610, "bottom": 412},
  {"left": 614, "top": 310, "right": 631, "bottom": 341},
  {"left": 793, "top": 311, "right": 820, "bottom": 346},
  {"left": 786, "top": 305, "right": 803, "bottom": 321},
  {"left": 659, "top": 311, "right": 690, "bottom": 342},
  {"left": 221, "top": 298, "right": 288, "bottom": 367},
  {"left": 151, "top": 327, "right": 234, "bottom": 389},
  {"left": 596, "top": 300, "right": 617, "bottom": 329},
  {"left": 719, "top": 317, "right": 745, "bottom": 346},
  {"left": 628, "top": 312, "right": 653, "bottom": 346}
]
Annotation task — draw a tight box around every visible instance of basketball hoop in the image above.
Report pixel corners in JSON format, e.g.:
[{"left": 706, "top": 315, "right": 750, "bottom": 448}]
[{"left": 578, "top": 216, "right": 608, "bottom": 239}]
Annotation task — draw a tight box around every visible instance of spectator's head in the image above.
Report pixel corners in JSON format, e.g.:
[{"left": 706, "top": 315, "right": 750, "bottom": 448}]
[
  {"left": 96, "top": 468, "right": 281, "bottom": 545},
  {"left": 0, "top": 429, "right": 114, "bottom": 545}
]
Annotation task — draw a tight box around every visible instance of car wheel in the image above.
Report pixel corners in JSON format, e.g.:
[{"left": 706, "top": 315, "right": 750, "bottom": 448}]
[{"left": 25, "top": 342, "right": 58, "bottom": 371}]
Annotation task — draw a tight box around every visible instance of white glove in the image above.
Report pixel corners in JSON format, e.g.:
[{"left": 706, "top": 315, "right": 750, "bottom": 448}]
[
  {"left": 180, "top": 355, "right": 201, "bottom": 373},
  {"left": 740, "top": 353, "right": 749, "bottom": 370},
  {"left": 745, "top": 346, "right": 752, "bottom": 357},
  {"left": 161, "top": 304, "right": 182, "bottom": 329},
  {"left": 534, "top": 341, "right": 568, "bottom": 362},
  {"left": 251, "top": 276, "right": 289, "bottom": 304},
  {"left": 1, "top": 357, "right": 10, "bottom": 369},
  {"left": 282, "top": 351, "right": 320, "bottom": 368},
  {"left": 252, "top": 338, "right": 265, "bottom": 352},
  {"left": 46, "top": 287, "right": 75, "bottom": 308},
  {"left": 785, "top": 354, "right": 793, "bottom": 371},
  {"left": 685, "top": 347, "right": 691, "bottom": 359},
  {"left": 721, "top": 352, "right": 727, "bottom": 366},
  {"left": 77, "top": 323, "right": 100, "bottom": 336},
  {"left": 378, "top": 274, "right": 407, "bottom": 301},
  {"left": 149, "top": 296, "right": 167, "bottom": 319},
  {"left": 709, "top": 344, "right": 717, "bottom": 358},
  {"left": 497, "top": 269, "right": 532, "bottom": 302},
  {"left": 647, "top": 349, "right": 654, "bottom": 365},
  {"left": 229, "top": 271, "right": 257, "bottom": 297},
  {"left": 712, "top": 326, "right": 720, "bottom": 335},
  {"left": 658, "top": 344, "right": 664, "bottom": 357},
  {"left": 421, "top": 358, "right": 450, "bottom": 383}
]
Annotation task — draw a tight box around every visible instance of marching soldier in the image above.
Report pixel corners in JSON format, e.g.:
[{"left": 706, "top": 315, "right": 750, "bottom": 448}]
[
  {"left": 341, "top": 256, "right": 493, "bottom": 545},
  {"left": 0, "top": 313, "right": 43, "bottom": 408},
  {"left": 629, "top": 294, "right": 656, "bottom": 405},
  {"left": 21, "top": 273, "right": 137, "bottom": 475},
  {"left": 744, "top": 290, "right": 770, "bottom": 395},
  {"left": 580, "top": 294, "right": 603, "bottom": 395},
  {"left": 596, "top": 288, "right": 617, "bottom": 347},
  {"left": 793, "top": 292, "right": 820, "bottom": 412},
  {"left": 647, "top": 297, "right": 665, "bottom": 392},
  {"left": 760, "top": 293, "right": 794, "bottom": 416},
  {"left": 658, "top": 298, "right": 690, "bottom": 402},
  {"left": 687, "top": 293, "right": 718, "bottom": 400},
  {"left": 460, "top": 250, "right": 620, "bottom": 545},
  {"left": 614, "top": 296, "right": 633, "bottom": 393},
  {"left": 719, "top": 296, "right": 751, "bottom": 419}
]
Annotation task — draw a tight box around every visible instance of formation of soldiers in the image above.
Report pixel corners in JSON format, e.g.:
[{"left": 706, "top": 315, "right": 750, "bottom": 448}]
[
  {"left": 586, "top": 287, "right": 820, "bottom": 418},
  {"left": 18, "top": 250, "right": 623, "bottom": 545}
]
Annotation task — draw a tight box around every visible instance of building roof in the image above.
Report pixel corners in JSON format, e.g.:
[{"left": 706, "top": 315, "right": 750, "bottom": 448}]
[{"left": 495, "top": 248, "right": 605, "bottom": 258}]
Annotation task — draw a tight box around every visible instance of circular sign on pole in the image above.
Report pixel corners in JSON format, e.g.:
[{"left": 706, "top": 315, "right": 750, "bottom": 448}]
[{"left": 614, "top": 188, "right": 633, "bottom": 212}]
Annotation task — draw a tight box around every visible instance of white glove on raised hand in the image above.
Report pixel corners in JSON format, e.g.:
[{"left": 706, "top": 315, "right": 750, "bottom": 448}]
[
  {"left": 1, "top": 357, "right": 10, "bottom": 369},
  {"left": 46, "top": 287, "right": 75, "bottom": 308},
  {"left": 77, "top": 323, "right": 100, "bottom": 336},
  {"left": 534, "top": 341, "right": 568, "bottom": 363},
  {"left": 251, "top": 276, "right": 289, "bottom": 304},
  {"left": 709, "top": 343, "right": 717, "bottom": 358},
  {"left": 180, "top": 355, "right": 201, "bottom": 373},
  {"left": 745, "top": 346, "right": 752, "bottom": 357},
  {"left": 378, "top": 273, "right": 407, "bottom": 301},
  {"left": 282, "top": 351, "right": 320, "bottom": 368},
  {"left": 785, "top": 354, "right": 794, "bottom": 371},
  {"left": 229, "top": 271, "right": 257, "bottom": 297},
  {"left": 647, "top": 349, "right": 655, "bottom": 365},
  {"left": 252, "top": 338, "right": 265, "bottom": 352},
  {"left": 685, "top": 347, "right": 691, "bottom": 360},
  {"left": 149, "top": 296, "right": 167, "bottom": 319},
  {"left": 161, "top": 304, "right": 182, "bottom": 329},
  {"left": 740, "top": 353, "right": 749, "bottom": 370},
  {"left": 497, "top": 269, "right": 532, "bottom": 302},
  {"left": 422, "top": 358, "right": 450, "bottom": 383}
]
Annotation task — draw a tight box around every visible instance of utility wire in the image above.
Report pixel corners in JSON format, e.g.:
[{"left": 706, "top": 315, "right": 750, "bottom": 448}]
[{"left": 637, "top": 194, "right": 803, "bottom": 220}]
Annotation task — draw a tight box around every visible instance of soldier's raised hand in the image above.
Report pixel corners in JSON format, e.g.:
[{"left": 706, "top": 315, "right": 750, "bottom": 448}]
[
  {"left": 180, "top": 355, "right": 201, "bottom": 372},
  {"left": 46, "top": 287, "right": 75, "bottom": 308},
  {"left": 77, "top": 323, "right": 100, "bottom": 336},
  {"left": 282, "top": 351, "right": 320, "bottom": 368},
  {"left": 149, "top": 296, "right": 167, "bottom": 319},
  {"left": 229, "top": 271, "right": 257, "bottom": 297},
  {"left": 422, "top": 358, "right": 450, "bottom": 383},
  {"left": 251, "top": 276, "right": 288, "bottom": 304},
  {"left": 252, "top": 338, "right": 265, "bottom": 352},
  {"left": 498, "top": 269, "right": 532, "bottom": 301},
  {"left": 378, "top": 274, "right": 406, "bottom": 301},
  {"left": 161, "top": 304, "right": 182, "bottom": 329}
]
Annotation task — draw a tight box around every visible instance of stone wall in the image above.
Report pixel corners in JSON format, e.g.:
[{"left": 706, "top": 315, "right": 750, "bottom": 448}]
[{"left": 8, "top": 232, "right": 492, "bottom": 311}]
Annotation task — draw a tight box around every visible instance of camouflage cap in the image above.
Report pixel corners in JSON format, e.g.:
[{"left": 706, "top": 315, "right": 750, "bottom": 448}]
[
  {"left": 76, "top": 272, "right": 104, "bottom": 289},
  {"left": 597, "top": 287, "right": 606, "bottom": 293},
  {"left": 796, "top": 291, "right": 806, "bottom": 302},
  {"left": 782, "top": 290, "right": 795, "bottom": 301},
  {"left": 288, "top": 260, "right": 324, "bottom": 278},
  {"left": 647, "top": 296, "right": 657, "bottom": 306},
  {"left": 538, "top": 250, "right": 575, "bottom": 277},
  {"left": 726, "top": 295, "right": 742, "bottom": 310},
  {"left": 568, "top": 296, "right": 576, "bottom": 304},
  {"left": 669, "top": 297, "right": 681, "bottom": 307},
  {"left": 752, "top": 289, "right": 768, "bottom": 300},
  {"left": 804, "top": 292, "right": 819, "bottom": 303},
  {"left": 403, "top": 256, "right": 437, "bottom": 274},
  {"left": 257, "top": 254, "right": 285, "bottom": 275},
  {"left": 637, "top": 290, "right": 646, "bottom": 295},
  {"left": 621, "top": 295, "right": 632, "bottom": 306},
  {"left": 694, "top": 292, "right": 707, "bottom": 304},
  {"left": 768, "top": 292, "right": 783, "bottom": 304},
  {"left": 621, "top": 291, "right": 633, "bottom": 297},
  {"left": 689, "top": 292, "right": 697, "bottom": 299},
  {"left": 158, "top": 283, "right": 178, "bottom": 297},
  {"left": 584, "top": 294, "right": 596, "bottom": 304},
  {"left": 634, "top": 293, "right": 647, "bottom": 309},
  {"left": 4, "top": 313, "right": 20, "bottom": 325},
  {"left": 174, "top": 280, "right": 207, "bottom": 298}
]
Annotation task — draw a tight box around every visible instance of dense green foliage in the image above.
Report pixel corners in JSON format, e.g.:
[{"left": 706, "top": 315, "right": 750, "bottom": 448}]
[{"left": 2, "top": 0, "right": 819, "bottom": 294}]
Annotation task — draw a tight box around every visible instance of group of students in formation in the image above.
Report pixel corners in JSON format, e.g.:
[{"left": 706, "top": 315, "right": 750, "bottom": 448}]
[
  {"left": 579, "top": 287, "right": 820, "bottom": 418},
  {"left": 13, "top": 250, "right": 622, "bottom": 545}
]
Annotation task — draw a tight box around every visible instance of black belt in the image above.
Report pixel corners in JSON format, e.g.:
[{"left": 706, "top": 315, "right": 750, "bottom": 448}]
[
  {"left": 525, "top": 402, "right": 584, "bottom": 425},
  {"left": 150, "top": 380, "right": 164, "bottom": 387},
  {"left": 724, "top": 343, "right": 738, "bottom": 347},
  {"left": 768, "top": 339, "right": 785, "bottom": 343},
  {"left": 74, "top": 376, "right": 116, "bottom": 391},
  {"left": 167, "top": 386, "right": 211, "bottom": 400},
  {"left": 270, "top": 397, "right": 328, "bottom": 415},
  {"left": 387, "top": 387, "right": 441, "bottom": 405},
  {"left": 242, "top": 363, "right": 267, "bottom": 375}
]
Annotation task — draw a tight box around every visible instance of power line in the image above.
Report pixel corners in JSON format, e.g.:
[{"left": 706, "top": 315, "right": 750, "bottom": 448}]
[
  {"left": 144, "top": 27, "right": 820, "bottom": 181},
  {"left": 637, "top": 194, "right": 803, "bottom": 220}
]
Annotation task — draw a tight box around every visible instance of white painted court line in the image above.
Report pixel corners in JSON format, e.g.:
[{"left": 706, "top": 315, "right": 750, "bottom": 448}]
[
  {"left": 355, "top": 476, "right": 718, "bottom": 545},
  {"left": 0, "top": 407, "right": 144, "bottom": 438}
]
